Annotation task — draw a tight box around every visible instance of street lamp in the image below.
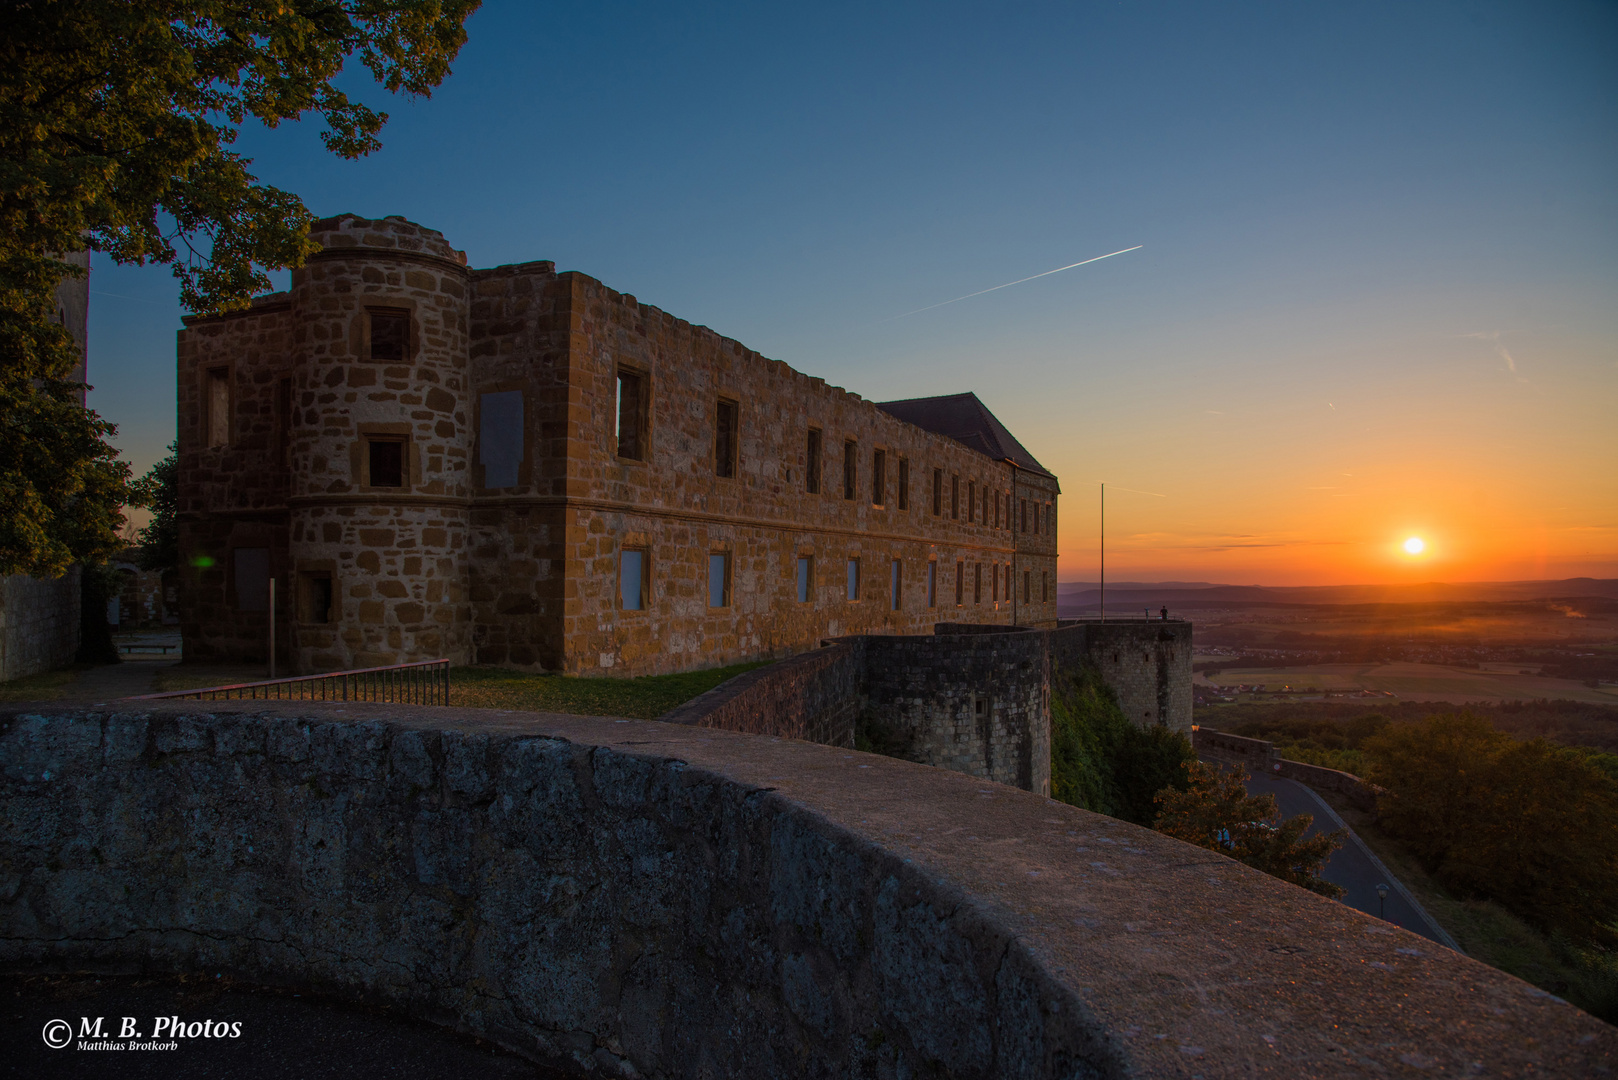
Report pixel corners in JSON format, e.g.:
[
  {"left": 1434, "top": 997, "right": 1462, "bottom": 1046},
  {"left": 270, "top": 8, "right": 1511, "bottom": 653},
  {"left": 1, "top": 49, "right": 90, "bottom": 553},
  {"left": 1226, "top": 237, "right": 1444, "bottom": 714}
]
[{"left": 1376, "top": 883, "right": 1389, "bottom": 920}]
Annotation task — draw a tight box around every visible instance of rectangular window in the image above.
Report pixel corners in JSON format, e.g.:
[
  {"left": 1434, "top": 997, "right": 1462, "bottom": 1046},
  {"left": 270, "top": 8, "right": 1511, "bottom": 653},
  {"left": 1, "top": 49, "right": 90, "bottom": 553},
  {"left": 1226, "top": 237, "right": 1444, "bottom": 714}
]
[
  {"left": 974, "top": 562, "right": 982, "bottom": 604},
  {"left": 708, "top": 552, "right": 731, "bottom": 608},
  {"left": 927, "top": 561, "right": 937, "bottom": 608},
  {"left": 992, "top": 563, "right": 999, "bottom": 602},
  {"left": 234, "top": 547, "right": 269, "bottom": 613},
  {"left": 620, "top": 549, "right": 647, "bottom": 611},
  {"left": 932, "top": 469, "right": 943, "bottom": 516},
  {"left": 846, "top": 557, "right": 860, "bottom": 602},
  {"left": 715, "top": 399, "right": 739, "bottom": 478},
  {"left": 1024, "top": 570, "right": 1031, "bottom": 604},
  {"left": 951, "top": 475, "right": 959, "bottom": 519},
  {"left": 479, "top": 390, "right": 524, "bottom": 488},
  {"left": 1020, "top": 498, "right": 1028, "bottom": 533},
  {"left": 843, "top": 440, "right": 858, "bottom": 500},
  {"left": 616, "top": 369, "right": 645, "bottom": 461},
  {"left": 797, "top": 555, "right": 813, "bottom": 603},
  {"left": 806, "top": 429, "right": 822, "bottom": 494},
  {"left": 368, "top": 309, "right": 409, "bottom": 362},
  {"left": 367, "top": 437, "right": 406, "bottom": 489},
  {"left": 993, "top": 491, "right": 1000, "bottom": 529},
  {"left": 897, "top": 458, "right": 909, "bottom": 510},
  {"left": 298, "top": 571, "right": 333, "bottom": 625},
  {"left": 1033, "top": 503, "right": 1040, "bottom": 534},
  {"left": 890, "top": 559, "right": 902, "bottom": 610},
  {"left": 872, "top": 449, "right": 886, "bottom": 506},
  {"left": 968, "top": 481, "right": 975, "bottom": 524},
  {"left": 955, "top": 560, "right": 964, "bottom": 605},
  {"left": 206, "top": 367, "right": 229, "bottom": 448}
]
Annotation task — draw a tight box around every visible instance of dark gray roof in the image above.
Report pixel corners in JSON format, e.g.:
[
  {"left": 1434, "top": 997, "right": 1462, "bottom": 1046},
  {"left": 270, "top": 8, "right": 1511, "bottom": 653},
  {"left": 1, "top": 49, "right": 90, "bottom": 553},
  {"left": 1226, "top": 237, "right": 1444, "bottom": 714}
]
[{"left": 875, "top": 392, "right": 1056, "bottom": 481}]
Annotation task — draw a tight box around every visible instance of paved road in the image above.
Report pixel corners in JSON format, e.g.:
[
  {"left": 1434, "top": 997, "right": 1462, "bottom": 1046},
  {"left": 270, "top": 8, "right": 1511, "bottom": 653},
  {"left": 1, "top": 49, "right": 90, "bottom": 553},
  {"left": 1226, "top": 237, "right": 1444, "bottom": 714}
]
[{"left": 1238, "top": 768, "right": 1455, "bottom": 948}]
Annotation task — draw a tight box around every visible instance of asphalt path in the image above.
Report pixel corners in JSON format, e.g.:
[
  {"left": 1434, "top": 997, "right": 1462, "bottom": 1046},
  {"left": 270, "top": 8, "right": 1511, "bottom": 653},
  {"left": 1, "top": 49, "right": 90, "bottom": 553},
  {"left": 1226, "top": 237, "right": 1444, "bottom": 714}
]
[{"left": 1237, "top": 768, "right": 1458, "bottom": 949}]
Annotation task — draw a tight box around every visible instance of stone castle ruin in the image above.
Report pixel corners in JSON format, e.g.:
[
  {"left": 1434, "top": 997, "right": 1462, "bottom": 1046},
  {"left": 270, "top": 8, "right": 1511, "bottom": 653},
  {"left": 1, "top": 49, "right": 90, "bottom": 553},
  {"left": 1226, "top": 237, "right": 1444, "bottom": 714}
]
[{"left": 176, "top": 214, "right": 1190, "bottom": 791}]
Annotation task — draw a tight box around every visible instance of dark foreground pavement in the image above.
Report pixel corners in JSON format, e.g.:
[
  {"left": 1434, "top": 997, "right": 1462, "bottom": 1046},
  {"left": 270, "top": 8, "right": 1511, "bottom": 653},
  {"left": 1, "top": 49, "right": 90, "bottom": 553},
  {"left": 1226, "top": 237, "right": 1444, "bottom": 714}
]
[
  {"left": 1239, "top": 769, "right": 1459, "bottom": 949},
  {"left": 4, "top": 972, "right": 565, "bottom": 1079}
]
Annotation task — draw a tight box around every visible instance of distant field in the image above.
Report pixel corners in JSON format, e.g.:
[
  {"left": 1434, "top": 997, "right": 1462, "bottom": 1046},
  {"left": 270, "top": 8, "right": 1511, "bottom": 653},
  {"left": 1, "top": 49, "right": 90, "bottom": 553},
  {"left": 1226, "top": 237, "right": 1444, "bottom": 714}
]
[{"left": 1200, "top": 661, "right": 1618, "bottom": 706}]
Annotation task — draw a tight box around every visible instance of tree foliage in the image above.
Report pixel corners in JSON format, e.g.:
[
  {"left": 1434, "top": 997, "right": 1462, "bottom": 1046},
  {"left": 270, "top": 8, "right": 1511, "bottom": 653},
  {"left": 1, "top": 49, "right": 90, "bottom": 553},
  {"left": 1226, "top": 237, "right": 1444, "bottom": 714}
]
[
  {"left": 0, "top": 0, "right": 479, "bottom": 575},
  {"left": 129, "top": 441, "right": 178, "bottom": 573},
  {"left": 1364, "top": 712, "right": 1618, "bottom": 944},
  {"left": 1050, "top": 665, "right": 1195, "bottom": 826},
  {"left": 1154, "top": 760, "right": 1346, "bottom": 898}
]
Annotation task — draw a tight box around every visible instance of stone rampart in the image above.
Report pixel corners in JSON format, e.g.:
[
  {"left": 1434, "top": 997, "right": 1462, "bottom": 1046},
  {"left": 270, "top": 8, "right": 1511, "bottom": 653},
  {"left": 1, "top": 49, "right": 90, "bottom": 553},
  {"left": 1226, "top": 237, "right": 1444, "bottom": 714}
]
[
  {"left": 658, "top": 641, "right": 863, "bottom": 746},
  {"left": 1050, "top": 620, "right": 1192, "bottom": 732},
  {"left": 1193, "top": 727, "right": 1384, "bottom": 812},
  {"left": 3, "top": 703, "right": 1610, "bottom": 1077}
]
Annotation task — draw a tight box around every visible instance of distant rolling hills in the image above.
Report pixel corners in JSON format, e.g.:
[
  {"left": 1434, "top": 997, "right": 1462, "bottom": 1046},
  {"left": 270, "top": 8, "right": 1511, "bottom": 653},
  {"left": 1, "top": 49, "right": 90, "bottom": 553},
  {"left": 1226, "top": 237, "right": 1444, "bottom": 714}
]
[{"left": 1056, "top": 578, "right": 1618, "bottom": 612}]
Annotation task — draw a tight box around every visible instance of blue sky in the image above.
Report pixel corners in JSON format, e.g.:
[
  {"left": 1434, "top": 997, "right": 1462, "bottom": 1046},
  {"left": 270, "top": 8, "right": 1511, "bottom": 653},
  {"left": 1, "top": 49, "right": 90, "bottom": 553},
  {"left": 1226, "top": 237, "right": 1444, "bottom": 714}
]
[{"left": 91, "top": 1, "right": 1617, "bottom": 584}]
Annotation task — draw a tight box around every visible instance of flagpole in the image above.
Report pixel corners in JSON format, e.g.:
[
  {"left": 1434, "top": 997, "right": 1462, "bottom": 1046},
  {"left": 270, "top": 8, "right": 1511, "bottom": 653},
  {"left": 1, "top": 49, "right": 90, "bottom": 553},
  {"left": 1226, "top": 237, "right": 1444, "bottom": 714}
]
[{"left": 1099, "top": 482, "right": 1105, "bottom": 623}]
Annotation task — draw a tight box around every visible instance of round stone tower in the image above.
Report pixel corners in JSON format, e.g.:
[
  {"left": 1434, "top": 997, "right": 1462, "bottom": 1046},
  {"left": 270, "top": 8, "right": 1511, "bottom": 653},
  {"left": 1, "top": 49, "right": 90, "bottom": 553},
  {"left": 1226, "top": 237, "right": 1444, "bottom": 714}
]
[{"left": 285, "top": 215, "right": 473, "bottom": 672}]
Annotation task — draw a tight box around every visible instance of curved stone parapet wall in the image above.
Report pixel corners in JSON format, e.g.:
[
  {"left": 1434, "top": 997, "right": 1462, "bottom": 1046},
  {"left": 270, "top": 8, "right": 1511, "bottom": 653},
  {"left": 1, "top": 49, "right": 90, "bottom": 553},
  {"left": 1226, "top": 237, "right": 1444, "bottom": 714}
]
[
  {"left": 288, "top": 215, "right": 474, "bottom": 670},
  {"left": 2, "top": 703, "right": 1611, "bottom": 1077}
]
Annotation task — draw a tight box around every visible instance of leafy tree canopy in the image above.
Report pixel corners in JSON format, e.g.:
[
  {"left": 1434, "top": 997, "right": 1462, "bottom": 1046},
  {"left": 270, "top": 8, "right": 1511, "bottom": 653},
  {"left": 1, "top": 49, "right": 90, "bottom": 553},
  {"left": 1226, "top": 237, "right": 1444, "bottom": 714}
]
[
  {"left": 129, "top": 441, "right": 178, "bottom": 573},
  {"left": 0, "top": 0, "right": 479, "bottom": 576},
  {"left": 1155, "top": 760, "right": 1346, "bottom": 898}
]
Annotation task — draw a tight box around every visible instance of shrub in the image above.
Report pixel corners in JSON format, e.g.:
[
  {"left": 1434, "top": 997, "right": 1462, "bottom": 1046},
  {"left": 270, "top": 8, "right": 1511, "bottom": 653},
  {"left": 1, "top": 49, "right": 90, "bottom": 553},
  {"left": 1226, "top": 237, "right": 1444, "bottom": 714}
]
[{"left": 1050, "top": 665, "right": 1194, "bottom": 826}]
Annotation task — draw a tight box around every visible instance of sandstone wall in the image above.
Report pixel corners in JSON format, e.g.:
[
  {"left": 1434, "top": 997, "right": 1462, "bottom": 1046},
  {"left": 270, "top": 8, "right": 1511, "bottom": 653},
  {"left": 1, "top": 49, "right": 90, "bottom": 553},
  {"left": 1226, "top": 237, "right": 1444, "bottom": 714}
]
[
  {"left": 0, "top": 571, "right": 80, "bottom": 682},
  {"left": 1049, "top": 620, "right": 1193, "bottom": 732},
  {"left": 3, "top": 703, "right": 1609, "bottom": 1078},
  {"left": 659, "top": 641, "right": 863, "bottom": 747}
]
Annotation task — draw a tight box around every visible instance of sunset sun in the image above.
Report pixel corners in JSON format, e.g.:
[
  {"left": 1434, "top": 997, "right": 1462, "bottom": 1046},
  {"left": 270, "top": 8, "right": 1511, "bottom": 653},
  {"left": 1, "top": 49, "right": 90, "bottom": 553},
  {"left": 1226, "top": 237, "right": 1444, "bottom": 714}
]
[{"left": 1403, "top": 537, "right": 1426, "bottom": 555}]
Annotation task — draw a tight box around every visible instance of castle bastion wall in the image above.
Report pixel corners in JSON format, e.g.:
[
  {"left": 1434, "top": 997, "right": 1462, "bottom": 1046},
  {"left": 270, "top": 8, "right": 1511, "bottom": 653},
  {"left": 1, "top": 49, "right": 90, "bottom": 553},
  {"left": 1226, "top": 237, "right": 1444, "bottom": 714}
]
[{"left": 3, "top": 702, "right": 1610, "bottom": 1078}]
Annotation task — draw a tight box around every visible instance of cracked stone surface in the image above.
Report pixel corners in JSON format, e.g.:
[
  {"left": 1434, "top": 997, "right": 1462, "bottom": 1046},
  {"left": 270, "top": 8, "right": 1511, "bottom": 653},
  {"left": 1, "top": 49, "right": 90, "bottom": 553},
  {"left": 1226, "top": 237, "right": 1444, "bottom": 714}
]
[{"left": 2, "top": 701, "right": 1614, "bottom": 1078}]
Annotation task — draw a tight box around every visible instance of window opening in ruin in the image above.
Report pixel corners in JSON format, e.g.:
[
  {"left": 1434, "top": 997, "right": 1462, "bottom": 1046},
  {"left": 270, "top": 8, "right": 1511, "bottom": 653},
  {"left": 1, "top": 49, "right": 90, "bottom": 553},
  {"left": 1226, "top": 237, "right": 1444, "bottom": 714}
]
[
  {"left": 955, "top": 560, "right": 964, "bottom": 605},
  {"left": 708, "top": 552, "right": 731, "bottom": 608},
  {"left": 806, "top": 429, "right": 822, "bottom": 493},
  {"left": 1020, "top": 498, "right": 1028, "bottom": 533},
  {"left": 616, "top": 369, "right": 646, "bottom": 460},
  {"left": 298, "top": 571, "right": 333, "bottom": 624},
  {"left": 974, "top": 562, "right": 982, "bottom": 604},
  {"left": 206, "top": 367, "right": 229, "bottom": 448},
  {"left": 872, "top": 449, "right": 886, "bottom": 507},
  {"left": 951, "top": 475, "right": 959, "bottom": 519},
  {"left": 843, "top": 440, "right": 857, "bottom": 500},
  {"left": 367, "top": 437, "right": 406, "bottom": 488},
  {"left": 846, "top": 557, "right": 860, "bottom": 601},
  {"left": 797, "top": 556, "right": 813, "bottom": 603},
  {"left": 890, "top": 559, "right": 901, "bottom": 610},
  {"left": 234, "top": 547, "right": 269, "bottom": 612},
  {"left": 927, "top": 561, "right": 937, "bottom": 607},
  {"left": 897, "top": 458, "right": 909, "bottom": 510},
  {"left": 620, "top": 549, "right": 648, "bottom": 611},
  {"left": 1023, "top": 570, "right": 1031, "bottom": 603},
  {"left": 479, "top": 390, "right": 524, "bottom": 488},
  {"left": 368, "top": 309, "right": 409, "bottom": 362},
  {"left": 715, "top": 399, "right": 739, "bottom": 478},
  {"left": 276, "top": 376, "right": 293, "bottom": 466},
  {"left": 932, "top": 469, "right": 942, "bottom": 515}
]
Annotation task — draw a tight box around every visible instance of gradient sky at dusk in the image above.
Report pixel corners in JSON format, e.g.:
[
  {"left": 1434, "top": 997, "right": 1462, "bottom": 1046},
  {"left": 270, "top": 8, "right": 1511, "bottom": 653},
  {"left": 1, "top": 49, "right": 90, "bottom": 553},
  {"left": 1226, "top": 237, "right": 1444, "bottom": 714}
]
[{"left": 89, "top": 1, "right": 1617, "bottom": 586}]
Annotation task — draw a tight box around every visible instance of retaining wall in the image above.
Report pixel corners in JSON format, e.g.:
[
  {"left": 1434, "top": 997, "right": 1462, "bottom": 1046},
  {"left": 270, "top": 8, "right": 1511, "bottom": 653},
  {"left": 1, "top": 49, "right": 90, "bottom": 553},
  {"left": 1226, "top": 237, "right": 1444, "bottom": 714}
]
[
  {"left": 1050, "top": 620, "right": 1192, "bottom": 732},
  {"left": 658, "top": 641, "right": 863, "bottom": 746},
  {"left": 3, "top": 703, "right": 1610, "bottom": 1078},
  {"left": 0, "top": 570, "right": 80, "bottom": 682},
  {"left": 1193, "top": 727, "right": 1383, "bottom": 812}
]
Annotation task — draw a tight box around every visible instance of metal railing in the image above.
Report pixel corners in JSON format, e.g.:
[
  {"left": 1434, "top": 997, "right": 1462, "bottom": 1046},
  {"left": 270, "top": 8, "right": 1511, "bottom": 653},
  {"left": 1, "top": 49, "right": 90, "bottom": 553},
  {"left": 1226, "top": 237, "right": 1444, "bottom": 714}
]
[{"left": 127, "top": 658, "right": 450, "bottom": 705}]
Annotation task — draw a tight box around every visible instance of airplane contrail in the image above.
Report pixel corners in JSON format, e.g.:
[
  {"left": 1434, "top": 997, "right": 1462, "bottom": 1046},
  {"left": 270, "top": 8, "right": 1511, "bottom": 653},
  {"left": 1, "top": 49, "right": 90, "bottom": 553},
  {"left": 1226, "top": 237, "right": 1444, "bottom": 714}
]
[{"left": 888, "top": 245, "right": 1143, "bottom": 320}]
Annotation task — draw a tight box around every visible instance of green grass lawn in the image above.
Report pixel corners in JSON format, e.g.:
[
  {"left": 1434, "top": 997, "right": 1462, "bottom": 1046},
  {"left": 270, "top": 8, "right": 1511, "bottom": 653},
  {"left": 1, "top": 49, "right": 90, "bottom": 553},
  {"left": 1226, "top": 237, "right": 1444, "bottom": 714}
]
[
  {"left": 449, "top": 661, "right": 769, "bottom": 719},
  {"left": 0, "top": 665, "right": 85, "bottom": 702}
]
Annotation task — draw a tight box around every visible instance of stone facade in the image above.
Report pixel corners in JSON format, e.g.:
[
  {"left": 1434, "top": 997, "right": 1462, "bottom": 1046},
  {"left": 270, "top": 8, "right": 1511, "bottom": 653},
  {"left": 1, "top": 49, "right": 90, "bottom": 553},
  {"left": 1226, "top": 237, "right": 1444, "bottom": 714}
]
[
  {"left": 1050, "top": 619, "right": 1193, "bottom": 732},
  {"left": 178, "top": 215, "right": 1060, "bottom": 676},
  {"left": 5, "top": 702, "right": 1612, "bottom": 1078}
]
